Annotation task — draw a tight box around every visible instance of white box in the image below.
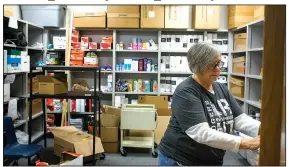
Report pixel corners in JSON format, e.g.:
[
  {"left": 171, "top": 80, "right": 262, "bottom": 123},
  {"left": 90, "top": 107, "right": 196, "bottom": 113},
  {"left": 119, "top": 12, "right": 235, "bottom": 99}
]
[
  {"left": 222, "top": 39, "right": 228, "bottom": 52},
  {"left": 4, "top": 84, "right": 10, "bottom": 102},
  {"left": 187, "top": 35, "right": 194, "bottom": 49},
  {"left": 170, "top": 56, "right": 175, "bottom": 72},
  {"left": 170, "top": 35, "right": 176, "bottom": 48},
  {"left": 198, "top": 35, "right": 204, "bottom": 42},
  {"left": 7, "top": 55, "right": 21, "bottom": 73},
  {"left": 221, "top": 55, "right": 228, "bottom": 68},
  {"left": 161, "top": 35, "right": 167, "bottom": 49},
  {"left": 171, "top": 77, "right": 178, "bottom": 92},
  {"left": 115, "top": 95, "right": 125, "bottom": 107},
  {"left": 161, "top": 56, "right": 166, "bottom": 72},
  {"left": 107, "top": 74, "right": 113, "bottom": 82},
  {"left": 165, "top": 77, "right": 171, "bottom": 92},
  {"left": 212, "top": 33, "right": 218, "bottom": 39},
  {"left": 160, "top": 77, "right": 166, "bottom": 93},
  {"left": 84, "top": 57, "right": 97, "bottom": 65},
  {"left": 165, "top": 56, "right": 170, "bottom": 72},
  {"left": 166, "top": 35, "right": 172, "bottom": 49},
  {"left": 177, "top": 35, "right": 183, "bottom": 49},
  {"left": 4, "top": 50, "right": 8, "bottom": 73},
  {"left": 176, "top": 56, "right": 182, "bottom": 72},
  {"left": 207, "top": 33, "right": 213, "bottom": 40},
  {"left": 182, "top": 35, "right": 188, "bottom": 50},
  {"left": 21, "top": 52, "right": 30, "bottom": 72},
  {"left": 216, "top": 76, "right": 227, "bottom": 83}
]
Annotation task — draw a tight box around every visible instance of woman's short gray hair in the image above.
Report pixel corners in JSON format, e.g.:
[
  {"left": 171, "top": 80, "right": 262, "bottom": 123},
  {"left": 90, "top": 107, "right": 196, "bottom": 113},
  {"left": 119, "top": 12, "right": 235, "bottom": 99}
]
[{"left": 187, "top": 42, "right": 220, "bottom": 73}]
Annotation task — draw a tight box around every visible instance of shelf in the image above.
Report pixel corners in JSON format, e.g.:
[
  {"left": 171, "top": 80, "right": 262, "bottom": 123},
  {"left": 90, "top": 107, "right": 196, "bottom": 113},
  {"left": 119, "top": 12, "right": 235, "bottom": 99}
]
[
  {"left": 32, "top": 70, "right": 43, "bottom": 73},
  {"left": 161, "top": 49, "right": 188, "bottom": 53},
  {"left": 101, "top": 71, "right": 113, "bottom": 73},
  {"left": 83, "top": 49, "right": 113, "bottom": 52},
  {"left": 115, "top": 92, "right": 157, "bottom": 95},
  {"left": 31, "top": 112, "right": 44, "bottom": 120},
  {"left": 234, "top": 96, "right": 245, "bottom": 102},
  {"left": 115, "top": 71, "right": 158, "bottom": 74},
  {"left": 246, "top": 100, "right": 261, "bottom": 109},
  {"left": 14, "top": 120, "right": 27, "bottom": 128},
  {"left": 220, "top": 72, "right": 228, "bottom": 75},
  {"left": 32, "top": 65, "right": 100, "bottom": 71},
  {"left": 247, "top": 48, "right": 263, "bottom": 52},
  {"left": 161, "top": 72, "right": 192, "bottom": 75},
  {"left": 231, "top": 73, "right": 245, "bottom": 77},
  {"left": 47, "top": 49, "right": 66, "bottom": 51},
  {"left": 28, "top": 22, "right": 44, "bottom": 30},
  {"left": 47, "top": 111, "right": 62, "bottom": 114},
  {"left": 247, "top": 74, "right": 262, "bottom": 80},
  {"left": 30, "top": 91, "right": 102, "bottom": 99},
  {"left": 231, "top": 50, "right": 246, "bottom": 53},
  {"left": 28, "top": 47, "right": 44, "bottom": 51},
  {"left": 31, "top": 132, "right": 44, "bottom": 142},
  {"left": 116, "top": 50, "right": 158, "bottom": 53},
  {"left": 160, "top": 92, "right": 174, "bottom": 96},
  {"left": 4, "top": 71, "right": 27, "bottom": 75},
  {"left": 70, "top": 112, "right": 95, "bottom": 115},
  {"left": 4, "top": 15, "right": 26, "bottom": 24},
  {"left": 4, "top": 44, "right": 26, "bottom": 49},
  {"left": 122, "top": 137, "right": 153, "bottom": 148}
]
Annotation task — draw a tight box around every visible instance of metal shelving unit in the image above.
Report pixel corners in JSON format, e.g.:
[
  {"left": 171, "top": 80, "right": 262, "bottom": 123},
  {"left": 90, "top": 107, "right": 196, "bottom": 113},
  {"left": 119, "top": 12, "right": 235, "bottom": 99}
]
[
  {"left": 28, "top": 65, "right": 102, "bottom": 165},
  {"left": 4, "top": 15, "right": 45, "bottom": 143}
]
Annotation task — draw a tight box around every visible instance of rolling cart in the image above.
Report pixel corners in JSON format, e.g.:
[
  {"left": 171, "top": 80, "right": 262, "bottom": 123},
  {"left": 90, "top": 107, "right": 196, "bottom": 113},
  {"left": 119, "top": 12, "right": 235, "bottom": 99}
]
[{"left": 120, "top": 104, "right": 158, "bottom": 158}]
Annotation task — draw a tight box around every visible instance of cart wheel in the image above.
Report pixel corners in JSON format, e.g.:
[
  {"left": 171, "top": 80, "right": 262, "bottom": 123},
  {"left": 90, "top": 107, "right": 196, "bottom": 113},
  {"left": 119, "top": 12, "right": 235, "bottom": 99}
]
[
  {"left": 120, "top": 149, "right": 127, "bottom": 156},
  {"left": 154, "top": 142, "right": 158, "bottom": 148},
  {"left": 152, "top": 151, "right": 158, "bottom": 158},
  {"left": 100, "top": 153, "right": 106, "bottom": 160}
]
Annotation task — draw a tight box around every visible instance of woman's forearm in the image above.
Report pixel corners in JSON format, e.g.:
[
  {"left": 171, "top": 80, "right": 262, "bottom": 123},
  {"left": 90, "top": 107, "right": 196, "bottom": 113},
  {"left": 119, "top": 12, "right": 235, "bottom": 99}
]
[{"left": 185, "top": 122, "right": 242, "bottom": 152}]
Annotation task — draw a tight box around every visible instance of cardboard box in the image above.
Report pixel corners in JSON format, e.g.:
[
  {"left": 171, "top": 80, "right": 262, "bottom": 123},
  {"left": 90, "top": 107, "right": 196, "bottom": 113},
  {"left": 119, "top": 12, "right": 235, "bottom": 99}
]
[
  {"left": 138, "top": 96, "right": 171, "bottom": 116},
  {"left": 37, "top": 75, "right": 68, "bottom": 95},
  {"left": 27, "top": 99, "right": 43, "bottom": 116},
  {"left": 89, "top": 42, "right": 98, "bottom": 49},
  {"left": 100, "top": 113, "right": 120, "bottom": 127},
  {"left": 71, "top": 36, "right": 80, "bottom": 43},
  {"left": 4, "top": 84, "right": 10, "bottom": 102},
  {"left": 229, "top": 77, "right": 245, "bottom": 98},
  {"left": 81, "top": 37, "right": 90, "bottom": 50},
  {"left": 74, "top": 12, "right": 106, "bottom": 28},
  {"left": 232, "top": 56, "right": 246, "bottom": 74},
  {"left": 72, "top": 30, "right": 80, "bottom": 37},
  {"left": 50, "top": 126, "right": 104, "bottom": 157},
  {"left": 102, "top": 105, "right": 121, "bottom": 117},
  {"left": 141, "top": 5, "right": 164, "bottom": 28},
  {"left": 228, "top": 5, "right": 255, "bottom": 29},
  {"left": 107, "top": 5, "right": 140, "bottom": 28},
  {"left": 254, "top": 6, "right": 264, "bottom": 20},
  {"left": 4, "top": 6, "right": 14, "bottom": 17},
  {"left": 36, "top": 152, "right": 83, "bottom": 166},
  {"left": 70, "top": 60, "right": 83, "bottom": 66},
  {"left": 165, "top": 6, "right": 190, "bottom": 29},
  {"left": 234, "top": 33, "right": 247, "bottom": 51},
  {"left": 71, "top": 42, "right": 81, "bottom": 49},
  {"left": 155, "top": 116, "right": 170, "bottom": 144},
  {"left": 28, "top": 77, "right": 39, "bottom": 94},
  {"left": 102, "top": 142, "right": 119, "bottom": 153},
  {"left": 88, "top": 126, "right": 119, "bottom": 142},
  {"left": 84, "top": 57, "right": 98, "bottom": 65},
  {"left": 192, "top": 5, "right": 220, "bottom": 29}
]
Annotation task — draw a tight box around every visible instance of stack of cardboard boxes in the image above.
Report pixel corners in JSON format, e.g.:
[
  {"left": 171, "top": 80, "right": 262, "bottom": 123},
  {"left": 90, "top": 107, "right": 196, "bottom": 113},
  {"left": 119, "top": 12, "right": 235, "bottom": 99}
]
[
  {"left": 228, "top": 5, "right": 265, "bottom": 29},
  {"left": 89, "top": 105, "right": 121, "bottom": 153}
]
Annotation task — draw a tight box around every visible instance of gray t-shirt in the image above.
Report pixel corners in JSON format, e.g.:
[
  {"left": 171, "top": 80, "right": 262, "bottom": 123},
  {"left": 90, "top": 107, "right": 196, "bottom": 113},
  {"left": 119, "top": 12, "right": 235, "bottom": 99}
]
[{"left": 159, "top": 76, "right": 243, "bottom": 166}]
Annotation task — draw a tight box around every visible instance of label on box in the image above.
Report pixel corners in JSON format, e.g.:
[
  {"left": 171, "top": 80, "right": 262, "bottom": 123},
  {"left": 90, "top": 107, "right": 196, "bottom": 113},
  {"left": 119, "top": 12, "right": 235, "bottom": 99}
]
[{"left": 148, "top": 11, "right": 155, "bottom": 18}]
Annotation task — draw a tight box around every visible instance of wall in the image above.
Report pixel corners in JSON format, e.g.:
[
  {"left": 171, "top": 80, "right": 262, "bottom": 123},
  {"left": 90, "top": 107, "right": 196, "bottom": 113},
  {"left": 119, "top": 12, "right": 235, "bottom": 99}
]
[{"left": 4, "top": 5, "right": 22, "bottom": 19}]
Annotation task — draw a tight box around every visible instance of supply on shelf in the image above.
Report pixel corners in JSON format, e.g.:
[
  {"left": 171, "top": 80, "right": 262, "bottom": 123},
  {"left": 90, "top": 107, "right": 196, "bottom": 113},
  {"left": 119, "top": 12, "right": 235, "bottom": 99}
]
[
  {"left": 116, "top": 79, "right": 158, "bottom": 93},
  {"left": 116, "top": 58, "right": 157, "bottom": 72}
]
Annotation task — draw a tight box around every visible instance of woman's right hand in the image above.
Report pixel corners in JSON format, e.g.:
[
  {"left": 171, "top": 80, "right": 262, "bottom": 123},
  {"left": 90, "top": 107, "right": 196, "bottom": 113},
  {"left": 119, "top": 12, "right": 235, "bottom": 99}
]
[{"left": 240, "top": 136, "right": 260, "bottom": 150}]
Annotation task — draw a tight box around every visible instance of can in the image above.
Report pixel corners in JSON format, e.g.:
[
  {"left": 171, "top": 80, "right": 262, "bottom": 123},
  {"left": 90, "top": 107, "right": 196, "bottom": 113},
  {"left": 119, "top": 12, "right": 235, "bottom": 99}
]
[
  {"left": 127, "top": 79, "right": 133, "bottom": 92},
  {"left": 144, "top": 80, "right": 150, "bottom": 92},
  {"left": 133, "top": 79, "right": 138, "bottom": 92},
  {"left": 138, "top": 79, "right": 143, "bottom": 92}
]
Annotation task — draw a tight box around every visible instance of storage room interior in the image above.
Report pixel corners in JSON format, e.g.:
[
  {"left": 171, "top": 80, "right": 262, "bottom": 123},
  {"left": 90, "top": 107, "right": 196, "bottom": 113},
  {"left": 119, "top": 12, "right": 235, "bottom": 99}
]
[{"left": 2, "top": 4, "right": 285, "bottom": 166}]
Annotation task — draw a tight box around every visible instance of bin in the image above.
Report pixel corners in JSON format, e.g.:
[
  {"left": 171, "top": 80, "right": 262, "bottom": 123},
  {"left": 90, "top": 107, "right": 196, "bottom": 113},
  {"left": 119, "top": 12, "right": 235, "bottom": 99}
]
[{"left": 21, "top": 5, "right": 66, "bottom": 27}]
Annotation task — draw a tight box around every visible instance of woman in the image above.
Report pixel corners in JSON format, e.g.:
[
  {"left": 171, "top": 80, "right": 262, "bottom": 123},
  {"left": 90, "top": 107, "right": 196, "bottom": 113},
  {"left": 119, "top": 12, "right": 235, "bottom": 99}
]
[{"left": 158, "top": 42, "right": 261, "bottom": 166}]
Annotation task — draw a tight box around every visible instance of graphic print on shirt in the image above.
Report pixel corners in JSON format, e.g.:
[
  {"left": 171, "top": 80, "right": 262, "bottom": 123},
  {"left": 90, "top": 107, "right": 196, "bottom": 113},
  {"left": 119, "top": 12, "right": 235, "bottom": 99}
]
[{"left": 205, "top": 99, "right": 234, "bottom": 134}]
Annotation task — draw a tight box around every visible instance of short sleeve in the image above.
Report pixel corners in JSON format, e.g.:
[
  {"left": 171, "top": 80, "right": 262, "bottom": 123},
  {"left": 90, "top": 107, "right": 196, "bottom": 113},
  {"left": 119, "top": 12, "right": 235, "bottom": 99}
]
[
  {"left": 219, "top": 83, "right": 244, "bottom": 118},
  {"left": 171, "top": 88, "right": 208, "bottom": 132}
]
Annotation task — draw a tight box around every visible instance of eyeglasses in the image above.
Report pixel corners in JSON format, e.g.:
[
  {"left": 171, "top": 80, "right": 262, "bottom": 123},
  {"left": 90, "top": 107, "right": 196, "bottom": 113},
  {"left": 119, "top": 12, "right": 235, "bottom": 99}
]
[{"left": 209, "top": 61, "right": 224, "bottom": 70}]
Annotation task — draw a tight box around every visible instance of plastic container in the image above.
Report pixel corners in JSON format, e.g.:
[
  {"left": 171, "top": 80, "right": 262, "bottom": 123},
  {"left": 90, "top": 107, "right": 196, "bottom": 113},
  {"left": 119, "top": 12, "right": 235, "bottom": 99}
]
[{"left": 21, "top": 5, "right": 66, "bottom": 27}]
